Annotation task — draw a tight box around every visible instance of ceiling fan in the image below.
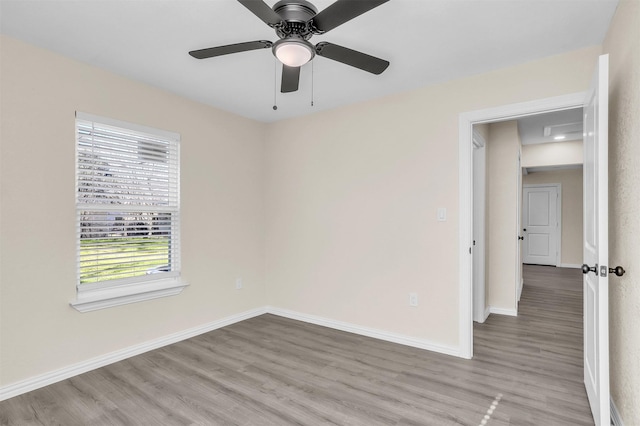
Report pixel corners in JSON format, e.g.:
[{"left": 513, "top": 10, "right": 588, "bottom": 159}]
[{"left": 189, "top": 0, "right": 391, "bottom": 93}]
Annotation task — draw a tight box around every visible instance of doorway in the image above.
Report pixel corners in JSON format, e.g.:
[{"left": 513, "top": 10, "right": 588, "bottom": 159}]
[
  {"left": 470, "top": 110, "right": 582, "bottom": 325},
  {"left": 461, "top": 55, "right": 610, "bottom": 426},
  {"left": 458, "top": 92, "right": 586, "bottom": 358}
]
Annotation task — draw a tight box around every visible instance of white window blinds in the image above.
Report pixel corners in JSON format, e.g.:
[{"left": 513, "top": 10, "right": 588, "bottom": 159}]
[{"left": 76, "top": 113, "right": 180, "bottom": 287}]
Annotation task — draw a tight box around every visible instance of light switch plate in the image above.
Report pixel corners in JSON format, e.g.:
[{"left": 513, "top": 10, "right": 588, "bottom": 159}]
[{"left": 437, "top": 207, "right": 447, "bottom": 221}]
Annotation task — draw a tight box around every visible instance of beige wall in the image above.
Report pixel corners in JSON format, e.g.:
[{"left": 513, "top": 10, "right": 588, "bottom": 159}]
[
  {"left": 0, "top": 36, "right": 267, "bottom": 386},
  {"left": 0, "top": 34, "right": 607, "bottom": 390},
  {"left": 264, "top": 46, "right": 601, "bottom": 347},
  {"left": 523, "top": 169, "right": 583, "bottom": 266},
  {"left": 521, "top": 140, "right": 583, "bottom": 168},
  {"left": 486, "top": 121, "right": 520, "bottom": 312},
  {"left": 602, "top": 1, "right": 640, "bottom": 423}
]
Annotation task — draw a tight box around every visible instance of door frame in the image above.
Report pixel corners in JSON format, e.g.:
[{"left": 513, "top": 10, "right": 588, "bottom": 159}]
[
  {"left": 522, "top": 183, "right": 562, "bottom": 267},
  {"left": 458, "top": 92, "right": 585, "bottom": 359},
  {"left": 472, "top": 129, "right": 488, "bottom": 323}
]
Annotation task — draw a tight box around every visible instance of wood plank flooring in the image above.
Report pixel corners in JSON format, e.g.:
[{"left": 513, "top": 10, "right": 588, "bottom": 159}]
[{"left": 1, "top": 265, "right": 592, "bottom": 425}]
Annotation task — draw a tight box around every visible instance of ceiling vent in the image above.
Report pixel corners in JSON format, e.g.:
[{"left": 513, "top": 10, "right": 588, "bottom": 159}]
[{"left": 543, "top": 121, "right": 582, "bottom": 139}]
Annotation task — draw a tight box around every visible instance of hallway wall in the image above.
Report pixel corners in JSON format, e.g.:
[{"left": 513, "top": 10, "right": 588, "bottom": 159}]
[{"left": 486, "top": 121, "right": 521, "bottom": 313}]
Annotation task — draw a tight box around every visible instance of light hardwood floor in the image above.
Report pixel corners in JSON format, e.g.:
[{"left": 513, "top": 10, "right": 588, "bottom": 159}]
[{"left": 1, "top": 265, "right": 592, "bottom": 425}]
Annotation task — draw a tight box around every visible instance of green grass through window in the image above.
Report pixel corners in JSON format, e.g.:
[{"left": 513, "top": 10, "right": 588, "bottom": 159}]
[{"left": 79, "top": 238, "right": 170, "bottom": 284}]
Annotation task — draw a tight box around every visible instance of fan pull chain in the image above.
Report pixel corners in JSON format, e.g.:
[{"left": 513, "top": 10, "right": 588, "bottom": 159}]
[
  {"left": 311, "top": 60, "right": 314, "bottom": 107},
  {"left": 273, "top": 57, "right": 278, "bottom": 111}
]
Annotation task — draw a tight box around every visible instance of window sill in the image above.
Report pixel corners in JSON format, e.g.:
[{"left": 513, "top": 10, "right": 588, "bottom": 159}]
[{"left": 70, "top": 278, "right": 188, "bottom": 313}]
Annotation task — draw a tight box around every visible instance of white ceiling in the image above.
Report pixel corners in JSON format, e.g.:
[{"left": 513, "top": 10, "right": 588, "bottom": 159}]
[
  {"left": 0, "top": 0, "right": 618, "bottom": 123},
  {"left": 518, "top": 108, "right": 584, "bottom": 145}
]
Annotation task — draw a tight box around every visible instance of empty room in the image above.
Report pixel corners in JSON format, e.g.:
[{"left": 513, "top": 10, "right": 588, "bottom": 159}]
[{"left": 1, "top": 1, "right": 638, "bottom": 425}]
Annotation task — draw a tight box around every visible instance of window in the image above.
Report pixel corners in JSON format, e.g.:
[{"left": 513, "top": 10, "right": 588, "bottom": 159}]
[{"left": 71, "top": 112, "right": 186, "bottom": 312}]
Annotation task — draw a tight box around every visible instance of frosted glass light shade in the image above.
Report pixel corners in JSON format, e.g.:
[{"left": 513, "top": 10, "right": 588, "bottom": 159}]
[{"left": 273, "top": 39, "right": 314, "bottom": 67}]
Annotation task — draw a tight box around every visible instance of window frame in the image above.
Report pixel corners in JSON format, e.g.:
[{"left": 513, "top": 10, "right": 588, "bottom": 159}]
[{"left": 70, "top": 112, "right": 187, "bottom": 312}]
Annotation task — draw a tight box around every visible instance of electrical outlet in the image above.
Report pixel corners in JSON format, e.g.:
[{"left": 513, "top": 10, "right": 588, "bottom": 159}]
[
  {"left": 235, "top": 278, "right": 243, "bottom": 290},
  {"left": 409, "top": 292, "right": 418, "bottom": 307}
]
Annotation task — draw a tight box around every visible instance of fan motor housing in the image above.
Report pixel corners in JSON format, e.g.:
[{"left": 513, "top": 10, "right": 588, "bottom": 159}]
[{"left": 273, "top": 0, "right": 317, "bottom": 23}]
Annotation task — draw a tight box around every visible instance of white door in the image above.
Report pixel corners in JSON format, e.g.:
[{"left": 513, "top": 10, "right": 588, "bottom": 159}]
[
  {"left": 472, "top": 144, "right": 486, "bottom": 322},
  {"left": 522, "top": 185, "right": 558, "bottom": 265},
  {"left": 516, "top": 152, "right": 523, "bottom": 303},
  {"left": 582, "top": 54, "right": 610, "bottom": 426}
]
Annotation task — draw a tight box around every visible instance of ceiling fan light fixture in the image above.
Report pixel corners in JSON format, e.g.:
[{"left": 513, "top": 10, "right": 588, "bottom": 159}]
[{"left": 273, "top": 38, "right": 315, "bottom": 67}]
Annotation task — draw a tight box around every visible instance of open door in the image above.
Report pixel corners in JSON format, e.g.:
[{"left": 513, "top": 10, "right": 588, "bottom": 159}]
[
  {"left": 472, "top": 136, "right": 486, "bottom": 323},
  {"left": 582, "top": 54, "right": 610, "bottom": 426},
  {"left": 516, "top": 151, "right": 523, "bottom": 304}
]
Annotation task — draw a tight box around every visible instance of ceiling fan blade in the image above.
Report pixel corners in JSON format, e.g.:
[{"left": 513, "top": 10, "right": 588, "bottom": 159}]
[
  {"left": 189, "top": 40, "right": 272, "bottom": 59},
  {"left": 311, "top": 0, "right": 389, "bottom": 33},
  {"left": 315, "top": 42, "right": 389, "bottom": 75},
  {"left": 281, "top": 65, "right": 300, "bottom": 93},
  {"left": 237, "top": 0, "right": 283, "bottom": 27}
]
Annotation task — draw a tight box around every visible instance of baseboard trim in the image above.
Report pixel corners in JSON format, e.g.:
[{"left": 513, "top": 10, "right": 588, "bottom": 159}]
[
  {"left": 0, "top": 307, "right": 267, "bottom": 402},
  {"left": 489, "top": 306, "right": 518, "bottom": 317},
  {"left": 265, "top": 306, "right": 461, "bottom": 358},
  {"left": 483, "top": 306, "right": 491, "bottom": 322},
  {"left": 611, "top": 398, "right": 625, "bottom": 426},
  {"left": 475, "top": 306, "right": 490, "bottom": 323},
  {"left": 559, "top": 263, "right": 582, "bottom": 269}
]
